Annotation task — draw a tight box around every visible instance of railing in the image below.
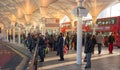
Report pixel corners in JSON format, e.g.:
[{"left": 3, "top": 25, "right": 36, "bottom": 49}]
[{"left": 29, "top": 44, "right": 38, "bottom": 70}]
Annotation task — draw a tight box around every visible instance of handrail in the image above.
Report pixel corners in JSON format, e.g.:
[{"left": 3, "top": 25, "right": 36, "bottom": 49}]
[{"left": 29, "top": 44, "right": 38, "bottom": 70}]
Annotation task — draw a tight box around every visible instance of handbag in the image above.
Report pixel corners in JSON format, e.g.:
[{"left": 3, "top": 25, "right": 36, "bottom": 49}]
[{"left": 64, "top": 45, "right": 68, "bottom": 54}]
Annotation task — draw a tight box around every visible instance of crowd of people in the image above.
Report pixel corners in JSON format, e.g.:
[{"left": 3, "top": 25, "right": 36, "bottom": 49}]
[
  {"left": 23, "top": 32, "right": 115, "bottom": 69},
  {"left": 24, "top": 32, "right": 77, "bottom": 62}
]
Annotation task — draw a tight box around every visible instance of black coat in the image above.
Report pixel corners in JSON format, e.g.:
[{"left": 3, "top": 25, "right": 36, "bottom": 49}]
[
  {"left": 84, "top": 39, "right": 94, "bottom": 53},
  {"left": 58, "top": 36, "right": 64, "bottom": 51},
  {"left": 108, "top": 35, "right": 115, "bottom": 43},
  {"left": 38, "top": 37, "right": 46, "bottom": 49}
]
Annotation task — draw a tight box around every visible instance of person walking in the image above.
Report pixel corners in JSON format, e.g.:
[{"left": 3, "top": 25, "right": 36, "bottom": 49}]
[
  {"left": 96, "top": 33, "right": 104, "bottom": 54},
  {"left": 104, "top": 36, "right": 108, "bottom": 47},
  {"left": 38, "top": 35, "right": 46, "bottom": 62},
  {"left": 91, "top": 35, "right": 97, "bottom": 54},
  {"left": 108, "top": 33, "right": 115, "bottom": 54},
  {"left": 56, "top": 35, "right": 60, "bottom": 55},
  {"left": 84, "top": 34, "right": 93, "bottom": 69},
  {"left": 72, "top": 33, "right": 77, "bottom": 51},
  {"left": 65, "top": 33, "right": 70, "bottom": 50},
  {"left": 58, "top": 33, "right": 64, "bottom": 61},
  {"left": 26, "top": 33, "right": 33, "bottom": 53}
]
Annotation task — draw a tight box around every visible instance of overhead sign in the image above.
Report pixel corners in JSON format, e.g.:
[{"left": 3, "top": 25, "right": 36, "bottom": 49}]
[
  {"left": 45, "top": 18, "right": 59, "bottom": 24},
  {"left": 45, "top": 18, "right": 59, "bottom": 27}
]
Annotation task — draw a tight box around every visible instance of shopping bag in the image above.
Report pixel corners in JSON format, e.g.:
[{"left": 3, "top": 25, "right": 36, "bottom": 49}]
[
  {"left": 45, "top": 47, "right": 49, "bottom": 54},
  {"left": 64, "top": 45, "right": 68, "bottom": 54}
]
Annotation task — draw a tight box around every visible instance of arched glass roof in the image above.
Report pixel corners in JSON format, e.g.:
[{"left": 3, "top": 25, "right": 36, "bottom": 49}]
[{"left": 0, "top": 0, "right": 120, "bottom": 28}]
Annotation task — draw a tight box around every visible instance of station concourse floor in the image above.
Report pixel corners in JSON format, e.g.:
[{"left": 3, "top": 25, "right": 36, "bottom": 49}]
[
  {"left": 37, "top": 46, "right": 120, "bottom": 70},
  {"left": 0, "top": 41, "right": 120, "bottom": 70}
]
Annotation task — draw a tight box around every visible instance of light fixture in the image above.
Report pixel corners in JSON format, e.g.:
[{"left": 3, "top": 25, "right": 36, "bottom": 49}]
[
  {"left": 73, "top": 0, "right": 88, "bottom": 17},
  {"left": 72, "top": 6, "right": 88, "bottom": 17}
]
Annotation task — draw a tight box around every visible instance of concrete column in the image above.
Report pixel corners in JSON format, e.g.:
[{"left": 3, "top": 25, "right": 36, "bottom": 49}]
[
  {"left": 6, "top": 29, "right": 9, "bottom": 41},
  {"left": 92, "top": 23, "right": 96, "bottom": 35},
  {"left": 76, "top": 0, "right": 83, "bottom": 65},
  {"left": 71, "top": 20, "right": 75, "bottom": 32},
  {"left": 1, "top": 28, "right": 5, "bottom": 41},
  {"left": 42, "top": 28, "right": 46, "bottom": 35},
  {"left": 76, "top": 16, "right": 82, "bottom": 65},
  {"left": 92, "top": 17, "right": 97, "bottom": 35},
  {"left": 18, "top": 27, "right": 21, "bottom": 44},
  {"left": 25, "top": 27, "right": 28, "bottom": 37},
  {"left": 41, "top": 24, "right": 45, "bottom": 35}
]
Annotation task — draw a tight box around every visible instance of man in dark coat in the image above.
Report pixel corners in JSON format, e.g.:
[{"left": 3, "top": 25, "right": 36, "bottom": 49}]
[
  {"left": 84, "top": 34, "right": 93, "bottom": 69},
  {"left": 38, "top": 35, "right": 46, "bottom": 62},
  {"left": 26, "top": 33, "right": 32, "bottom": 52},
  {"left": 58, "top": 33, "right": 64, "bottom": 61}
]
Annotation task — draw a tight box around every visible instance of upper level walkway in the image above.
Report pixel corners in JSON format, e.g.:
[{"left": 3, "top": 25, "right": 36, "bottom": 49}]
[{"left": 0, "top": 41, "right": 120, "bottom": 70}]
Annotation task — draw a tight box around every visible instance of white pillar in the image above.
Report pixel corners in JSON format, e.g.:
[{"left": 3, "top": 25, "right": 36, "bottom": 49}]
[
  {"left": 1, "top": 28, "right": 6, "bottom": 40},
  {"left": 41, "top": 24, "right": 45, "bottom": 35},
  {"left": 77, "top": 16, "right": 82, "bottom": 65},
  {"left": 92, "top": 18, "right": 96, "bottom": 35},
  {"left": 71, "top": 20, "right": 75, "bottom": 32},
  {"left": 18, "top": 27, "right": 21, "bottom": 44},
  {"left": 42, "top": 28, "right": 45, "bottom": 35},
  {"left": 25, "top": 27, "right": 28, "bottom": 37},
  {"left": 93, "top": 26, "right": 96, "bottom": 35},
  {"left": 74, "top": 0, "right": 88, "bottom": 64},
  {"left": 6, "top": 29, "right": 9, "bottom": 41}
]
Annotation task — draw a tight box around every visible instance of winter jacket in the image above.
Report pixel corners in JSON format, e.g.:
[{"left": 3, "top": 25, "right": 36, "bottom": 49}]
[
  {"left": 84, "top": 39, "right": 93, "bottom": 53},
  {"left": 108, "top": 35, "right": 115, "bottom": 43}
]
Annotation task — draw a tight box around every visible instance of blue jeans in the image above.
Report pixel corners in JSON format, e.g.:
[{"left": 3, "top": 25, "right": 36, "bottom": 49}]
[
  {"left": 98, "top": 43, "right": 102, "bottom": 54},
  {"left": 85, "top": 53, "right": 91, "bottom": 67}
]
